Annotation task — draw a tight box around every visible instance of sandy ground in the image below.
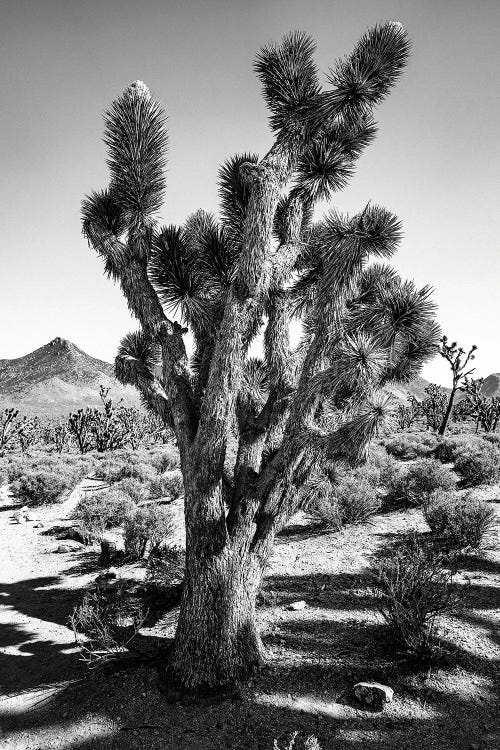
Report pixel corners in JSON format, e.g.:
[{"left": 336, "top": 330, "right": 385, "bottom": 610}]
[{"left": 0, "top": 481, "right": 499, "bottom": 750}]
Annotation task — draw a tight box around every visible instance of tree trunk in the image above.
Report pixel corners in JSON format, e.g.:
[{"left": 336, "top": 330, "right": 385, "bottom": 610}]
[
  {"left": 167, "top": 486, "right": 266, "bottom": 692},
  {"left": 438, "top": 387, "right": 457, "bottom": 436}
]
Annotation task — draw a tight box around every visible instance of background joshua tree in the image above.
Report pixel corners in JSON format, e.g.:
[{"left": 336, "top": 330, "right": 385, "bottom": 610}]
[
  {"left": 82, "top": 22, "right": 440, "bottom": 692},
  {"left": 438, "top": 335, "right": 476, "bottom": 435}
]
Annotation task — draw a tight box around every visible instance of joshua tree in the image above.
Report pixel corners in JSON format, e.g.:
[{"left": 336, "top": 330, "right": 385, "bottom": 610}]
[
  {"left": 82, "top": 23, "right": 439, "bottom": 692},
  {"left": 438, "top": 336, "right": 476, "bottom": 435},
  {"left": 420, "top": 383, "right": 448, "bottom": 432},
  {"left": 462, "top": 377, "right": 500, "bottom": 433}
]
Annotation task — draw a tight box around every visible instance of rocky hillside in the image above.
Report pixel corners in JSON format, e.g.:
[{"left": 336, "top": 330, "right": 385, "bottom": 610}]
[{"left": 0, "top": 338, "right": 140, "bottom": 416}]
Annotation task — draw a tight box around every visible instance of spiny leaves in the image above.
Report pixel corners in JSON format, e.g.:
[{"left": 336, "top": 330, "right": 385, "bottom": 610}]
[
  {"left": 255, "top": 31, "right": 321, "bottom": 141},
  {"left": 218, "top": 153, "right": 259, "bottom": 247},
  {"left": 104, "top": 81, "right": 168, "bottom": 224},
  {"left": 294, "top": 115, "right": 378, "bottom": 202},
  {"left": 115, "top": 330, "right": 160, "bottom": 386},
  {"left": 81, "top": 189, "right": 127, "bottom": 278},
  {"left": 313, "top": 22, "right": 411, "bottom": 127},
  {"left": 319, "top": 205, "right": 402, "bottom": 308},
  {"left": 148, "top": 225, "right": 213, "bottom": 330}
]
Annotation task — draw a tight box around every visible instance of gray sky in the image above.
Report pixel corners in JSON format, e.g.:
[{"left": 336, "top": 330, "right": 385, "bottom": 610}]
[{"left": 2, "top": 0, "right": 499, "bottom": 385}]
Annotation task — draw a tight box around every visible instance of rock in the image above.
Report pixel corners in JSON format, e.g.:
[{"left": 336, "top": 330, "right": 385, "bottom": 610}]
[
  {"left": 33, "top": 522, "right": 44, "bottom": 528},
  {"left": 100, "top": 533, "right": 125, "bottom": 565},
  {"left": 288, "top": 600, "right": 307, "bottom": 611},
  {"left": 12, "top": 512, "right": 26, "bottom": 524},
  {"left": 96, "top": 568, "right": 118, "bottom": 581},
  {"left": 55, "top": 544, "right": 73, "bottom": 553},
  {"left": 20, "top": 506, "right": 29, "bottom": 514},
  {"left": 353, "top": 682, "right": 394, "bottom": 709}
]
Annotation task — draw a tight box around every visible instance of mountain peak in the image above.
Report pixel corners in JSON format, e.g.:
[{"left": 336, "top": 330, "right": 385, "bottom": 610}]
[{"left": 0, "top": 339, "right": 140, "bottom": 415}]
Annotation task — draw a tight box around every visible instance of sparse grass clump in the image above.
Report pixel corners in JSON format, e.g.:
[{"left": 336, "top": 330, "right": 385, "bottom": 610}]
[
  {"left": 385, "top": 458, "right": 455, "bottom": 508},
  {"left": 375, "top": 535, "right": 465, "bottom": 657},
  {"left": 424, "top": 491, "right": 496, "bottom": 549},
  {"left": 124, "top": 504, "right": 175, "bottom": 560}
]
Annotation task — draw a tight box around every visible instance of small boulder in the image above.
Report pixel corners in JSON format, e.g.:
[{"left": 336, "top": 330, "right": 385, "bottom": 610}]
[
  {"left": 55, "top": 544, "right": 73, "bottom": 553},
  {"left": 33, "top": 522, "right": 44, "bottom": 529},
  {"left": 353, "top": 682, "right": 394, "bottom": 709},
  {"left": 12, "top": 512, "right": 26, "bottom": 524},
  {"left": 288, "top": 600, "right": 307, "bottom": 611},
  {"left": 96, "top": 568, "right": 118, "bottom": 581}
]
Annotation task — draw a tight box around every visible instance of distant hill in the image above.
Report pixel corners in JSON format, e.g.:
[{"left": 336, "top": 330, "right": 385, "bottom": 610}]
[
  {"left": 481, "top": 373, "right": 500, "bottom": 398},
  {"left": 0, "top": 337, "right": 140, "bottom": 416},
  {"left": 386, "top": 375, "right": 433, "bottom": 403}
]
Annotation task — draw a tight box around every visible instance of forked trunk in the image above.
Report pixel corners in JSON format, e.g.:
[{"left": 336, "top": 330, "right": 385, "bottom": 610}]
[{"left": 168, "top": 490, "right": 266, "bottom": 693}]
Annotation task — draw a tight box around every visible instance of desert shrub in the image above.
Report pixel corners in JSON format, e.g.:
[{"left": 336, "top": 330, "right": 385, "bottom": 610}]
[
  {"left": 483, "top": 433, "right": 500, "bottom": 447},
  {"left": 384, "top": 432, "right": 438, "bottom": 460},
  {"left": 424, "top": 491, "right": 496, "bottom": 548},
  {"left": 434, "top": 435, "right": 485, "bottom": 464},
  {"left": 149, "top": 469, "right": 184, "bottom": 501},
  {"left": 93, "top": 451, "right": 157, "bottom": 485},
  {"left": 385, "top": 458, "right": 455, "bottom": 508},
  {"left": 369, "top": 446, "right": 400, "bottom": 486},
  {"left": 273, "top": 734, "right": 322, "bottom": 750},
  {"left": 70, "top": 589, "right": 145, "bottom": 668},
  {"left": 124, "top": 504, "right": 175, "bottom": 560},
  {"left": 146, "top": 545, "right": 185, "bottom": 590},
  {"left": 309, "top": 471, "right": 381, "bottom": 530},
  {"left": 454, "top": 444, "right": 500, "bottom": 487},
  {"left": 75, "top": 488, "right": 135, "bottom": 541},
  {"left": 113, "top": 477, "right": 150, "bottom": 504},
  {"left": 6, "top": 452, "right": 94, "bottom": 484},
  {"left": 375, "top": 535, "right": 464, "bottom": 656},
  {"left": 148, "top": 447, "right": 180, "bottom": 473},
  {"left": 10, "top": 469, "right": 71, "bottom": 506}
]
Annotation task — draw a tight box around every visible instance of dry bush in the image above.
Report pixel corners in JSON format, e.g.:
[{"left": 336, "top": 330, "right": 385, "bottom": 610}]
[
  {"left": 146, "top": 545, "right": 185, "bottom": 590},
  {"left": 308, "top": 469, "right": 381, "bottom": 530},
  {"left": 70, "top": 589, "right": 146, "bottom": 669},
  {"left": 424, "top": 491, "right": 496, "bottom": 549},
  {"left": 384, "top": 432, "right": 438, "bottom": 460},
  {"left": 93, "top": 450, "right": 157, "bottom": 485},
  {"left": 148, "top": 469, "right": 184, "bottom": 501},
  {"left": 274, "top": 734, "right": 322, "bottom": 750},
  {"left": 10, "top": 470, "right": 71, "bottom": 506},
  {"left": 454, "top": 444, "right": 500, "bottom": 487},
  {"left": 375, "top": 535, "right": 465, "bottom": 657},
  {"left": 74, "top": 488, "right": 136, "bottom": 541},
  {"left": 124, "top": 504, "right": 175, "bottom": 560},
  {"left": 433, "top": 435, "right": 485, "bottom": 464},
  {"left": 148, "top": 446, "right": 180, "bottom": 473},
  {"left": 385, "top": 458, "right": 455, "bottom": 508},
  {"left": 113, "top": 476, "right": 150, "bottom": 504}
]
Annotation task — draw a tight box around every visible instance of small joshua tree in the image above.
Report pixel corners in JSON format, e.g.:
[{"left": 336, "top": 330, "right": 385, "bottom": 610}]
[
  {"left": 462, "top": 377, "right": 500, "bottom": 433},
  {"left": 420, "top": 383, "right": 448, "bottom": 432},
  {"left": 82, "top": 23, "right": 440, "bottom": 691},
  {"left": 438, "top": 336, "right": 476, "bottom": 435},
  {"left": 0, "top": 408, "right": 22, "bottom": 455}
]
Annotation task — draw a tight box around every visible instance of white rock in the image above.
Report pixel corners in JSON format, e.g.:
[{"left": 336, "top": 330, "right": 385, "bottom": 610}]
[{"left": 288, "top": 600, "right": 307, "bottom": 611}]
